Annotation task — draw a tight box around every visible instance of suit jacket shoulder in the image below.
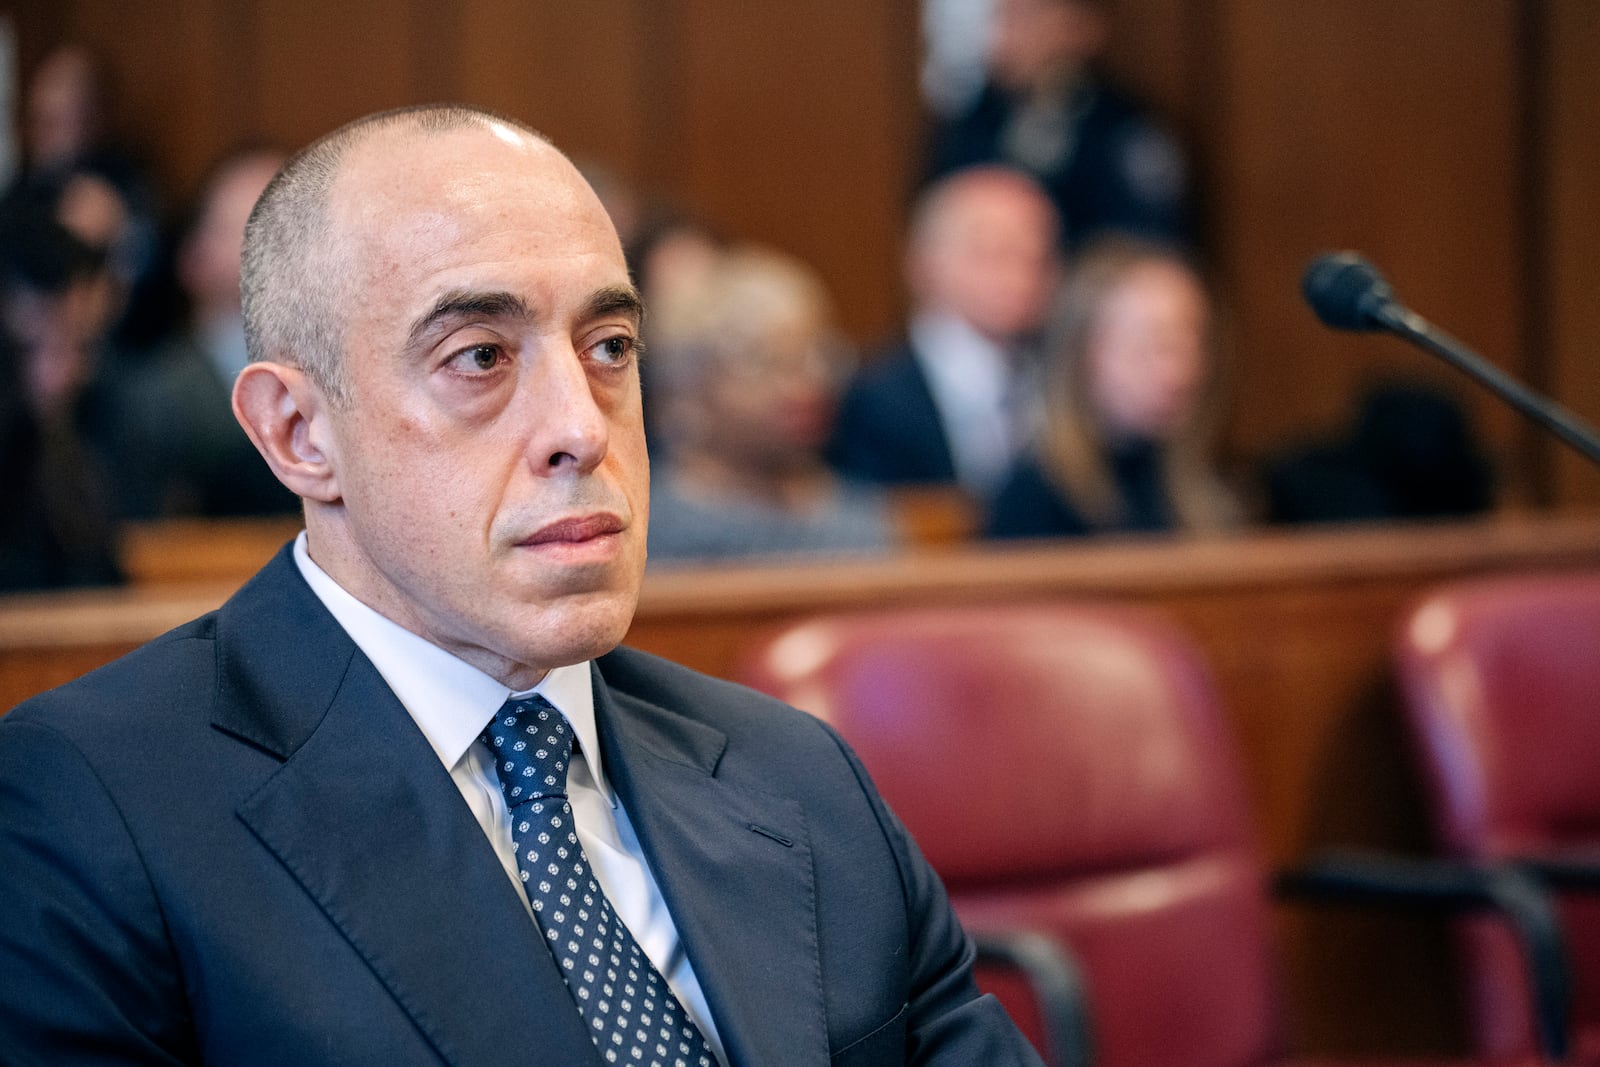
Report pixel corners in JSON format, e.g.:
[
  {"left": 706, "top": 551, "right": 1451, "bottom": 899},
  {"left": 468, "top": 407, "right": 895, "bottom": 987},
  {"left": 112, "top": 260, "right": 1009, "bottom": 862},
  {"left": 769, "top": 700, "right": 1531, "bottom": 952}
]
[
  {"left": 0, "top": 550, "right": 581, "bottom": 1065},
  {"left": 0, "top": 551, "right": 1041, "bottom": 1066},
  {"left": 827, "top": 342, "right": 959, "bottom": 486}
]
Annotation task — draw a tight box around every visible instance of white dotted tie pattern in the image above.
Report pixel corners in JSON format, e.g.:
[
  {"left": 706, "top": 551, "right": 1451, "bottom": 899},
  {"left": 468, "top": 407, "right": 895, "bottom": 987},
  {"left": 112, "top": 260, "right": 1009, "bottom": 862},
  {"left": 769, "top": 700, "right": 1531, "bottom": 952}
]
[{"left": 485, "top": 697, "right": 716, "bottom": 1067}]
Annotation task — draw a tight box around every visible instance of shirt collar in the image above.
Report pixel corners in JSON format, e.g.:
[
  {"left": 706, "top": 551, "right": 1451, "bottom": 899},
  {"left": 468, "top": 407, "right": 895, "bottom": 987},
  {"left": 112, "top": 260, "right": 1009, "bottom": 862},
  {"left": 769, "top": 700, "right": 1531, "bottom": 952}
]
[
  {"left": 909, "top": 311, "right": 1012, "bottom": 411},
  {"left": 291, "top": 532, "right": 613, "bottom": 804}
]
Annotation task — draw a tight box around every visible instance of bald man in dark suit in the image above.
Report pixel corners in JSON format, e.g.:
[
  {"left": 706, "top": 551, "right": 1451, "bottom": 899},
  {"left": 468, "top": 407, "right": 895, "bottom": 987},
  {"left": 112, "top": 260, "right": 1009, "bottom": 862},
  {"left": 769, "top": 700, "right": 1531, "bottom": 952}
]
[{"left": 0, "top": 105, "right": 1041, "bottom": 1067}]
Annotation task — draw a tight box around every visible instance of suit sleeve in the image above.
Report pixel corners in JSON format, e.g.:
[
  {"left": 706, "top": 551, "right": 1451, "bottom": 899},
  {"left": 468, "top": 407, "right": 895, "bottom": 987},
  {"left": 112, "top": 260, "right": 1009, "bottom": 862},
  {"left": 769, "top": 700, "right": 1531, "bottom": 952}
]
[
  {"left": 827, "top": 728, "right": 1047, "bottom": 1067},
  {"left": 0, "top": 717, "right": 193, "bottom": 1065}
]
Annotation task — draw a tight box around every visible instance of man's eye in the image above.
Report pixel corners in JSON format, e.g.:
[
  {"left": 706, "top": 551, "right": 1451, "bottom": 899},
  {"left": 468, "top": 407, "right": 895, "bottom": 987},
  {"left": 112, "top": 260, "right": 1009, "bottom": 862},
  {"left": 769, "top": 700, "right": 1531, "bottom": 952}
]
[
  {"left": 591, "top": 335, "right": 637, "bottom": 365},
  {"left": 452, "top": 344, "right": 502, "bottom": 372}
]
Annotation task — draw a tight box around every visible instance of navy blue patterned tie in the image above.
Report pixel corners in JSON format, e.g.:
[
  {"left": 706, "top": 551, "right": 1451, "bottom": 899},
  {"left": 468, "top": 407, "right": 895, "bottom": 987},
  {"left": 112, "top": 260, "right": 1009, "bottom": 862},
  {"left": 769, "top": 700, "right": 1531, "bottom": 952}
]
[{"left": 484, "top": 696, "right": 717, "bottom": 1067}]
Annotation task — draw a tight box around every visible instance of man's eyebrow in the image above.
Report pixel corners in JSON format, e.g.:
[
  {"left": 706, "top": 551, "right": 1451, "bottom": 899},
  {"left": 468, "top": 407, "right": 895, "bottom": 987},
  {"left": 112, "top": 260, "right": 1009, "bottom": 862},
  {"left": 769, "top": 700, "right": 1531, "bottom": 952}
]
[
  {"left": 582, "top": 284, "right": 646, "bottom": 327},
  {"left": 406, "top": 289, "right": 533, "bottom": 347}
]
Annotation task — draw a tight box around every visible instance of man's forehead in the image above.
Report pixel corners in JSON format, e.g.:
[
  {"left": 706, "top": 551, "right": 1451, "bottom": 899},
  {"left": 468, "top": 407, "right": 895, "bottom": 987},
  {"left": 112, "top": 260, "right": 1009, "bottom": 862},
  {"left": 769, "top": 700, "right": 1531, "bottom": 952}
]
[
  {"left": 324, "top": 121, "right": 621, "bottom": 268},
  {"left": 315, "top": 121, "right": 628, "bottom": 333},
  {"left": 335, "top": 121, "right": 560, "bottom": 210}
]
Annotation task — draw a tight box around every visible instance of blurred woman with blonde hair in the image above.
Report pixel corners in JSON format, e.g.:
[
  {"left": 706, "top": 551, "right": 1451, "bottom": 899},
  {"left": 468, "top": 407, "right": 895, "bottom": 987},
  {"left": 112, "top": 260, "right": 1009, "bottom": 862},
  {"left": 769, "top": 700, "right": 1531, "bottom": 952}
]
[{"left": 985, "top": 236, "right": 1239, "bottom": 538}]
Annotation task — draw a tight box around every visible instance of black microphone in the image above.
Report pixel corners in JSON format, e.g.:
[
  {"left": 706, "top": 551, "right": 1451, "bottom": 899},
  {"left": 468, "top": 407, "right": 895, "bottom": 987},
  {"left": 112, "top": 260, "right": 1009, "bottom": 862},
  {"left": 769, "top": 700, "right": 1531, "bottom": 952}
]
[
  {"left": 1301, "top": 251, "right": 1600, "bottom": 468},
  {"left": 1302, "top": 251, "right": 1400, "bottom": 332}
]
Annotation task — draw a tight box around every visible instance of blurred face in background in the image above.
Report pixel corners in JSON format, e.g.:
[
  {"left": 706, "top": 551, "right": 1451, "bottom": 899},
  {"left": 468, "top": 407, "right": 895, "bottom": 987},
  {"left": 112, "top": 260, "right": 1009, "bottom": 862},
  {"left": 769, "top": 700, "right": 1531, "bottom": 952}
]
[
  {"left": 1085, "top": 258, "right": 1210, "bottom": 442},
  {"left": 635, "top": 223, "right": 720, "bottom": 314},
  {"left": 180, "top": 151, "right": 284, "bottom": 321},
  {"left": 988, "top": 0, "right": 1106, "bottom": 94},
  {"left": 3, "top": 274, "right": 100, "bottom": 418},
  {"left": 655, "top": 248, "right": 848, "bottom": 477},
  {"left": 701, "top": 298, "right": 845, "bottom": 468},
  {"left": 51, "top": 173, "right": 128, "bottom": 340},
  {"left": 0, "top": 210, "right": 109, "bottom": 419},
  {"left": 909, "top": 167, "right": 1061, "bottom": 346},
  {"left": 26, "top": 46, "right": 100, "bottom": 170}
]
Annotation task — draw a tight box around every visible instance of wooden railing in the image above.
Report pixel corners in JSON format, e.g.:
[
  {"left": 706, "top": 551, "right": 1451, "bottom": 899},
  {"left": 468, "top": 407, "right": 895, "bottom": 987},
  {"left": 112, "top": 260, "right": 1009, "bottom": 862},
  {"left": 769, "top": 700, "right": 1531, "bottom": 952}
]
[
  {"left": 116, "top": 515, "right": 305, "bottom": 585},
  {"left": 10, "top": 512, "right": 1600, "bottom": 866}
]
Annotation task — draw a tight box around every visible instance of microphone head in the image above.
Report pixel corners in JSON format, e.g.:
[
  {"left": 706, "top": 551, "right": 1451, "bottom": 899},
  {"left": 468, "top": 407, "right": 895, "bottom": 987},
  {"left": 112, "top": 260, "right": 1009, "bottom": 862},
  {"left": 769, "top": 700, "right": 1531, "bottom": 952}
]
[{"left": 1302, "top": 251, "right": 1395, "bottom": 331}]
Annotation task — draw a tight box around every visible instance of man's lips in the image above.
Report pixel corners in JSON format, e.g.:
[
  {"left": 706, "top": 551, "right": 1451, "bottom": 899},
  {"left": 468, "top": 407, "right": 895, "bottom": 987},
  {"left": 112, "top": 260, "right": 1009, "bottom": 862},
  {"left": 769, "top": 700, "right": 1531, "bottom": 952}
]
[{"left": 519, "top": 514, "right": 626, "bottom": 547}]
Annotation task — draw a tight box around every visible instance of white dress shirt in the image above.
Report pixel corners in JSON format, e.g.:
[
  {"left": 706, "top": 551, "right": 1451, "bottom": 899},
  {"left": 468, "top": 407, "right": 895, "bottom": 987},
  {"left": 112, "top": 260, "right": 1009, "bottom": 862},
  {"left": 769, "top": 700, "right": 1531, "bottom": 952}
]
[
  {"left": 292, "top": 534, "right": 726, "bottom": 1062},
  {"left": 909, "top": 311, "right": 1025, "bottom": 498}
]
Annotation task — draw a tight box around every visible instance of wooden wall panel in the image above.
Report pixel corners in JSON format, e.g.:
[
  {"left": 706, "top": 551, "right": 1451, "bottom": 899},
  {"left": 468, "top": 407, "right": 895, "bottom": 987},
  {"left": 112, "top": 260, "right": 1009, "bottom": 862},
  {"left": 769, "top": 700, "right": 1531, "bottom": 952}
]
[
  {"left": 1546, "top": 1, "right": 1600, "bottom": 507},
  {"left": 54, "top": 0, "right": 252, "bottom": 203},
  {"left": 664, "top": 0, "right": 920, "bottom": 343},
  {"left": 1210, "top": 1, "right": 1529, "bottom": 482},
  {"left": 1101, "top": 0, "right": 1200, "bottom": 131},
  {"left": 246, "top": 0, "right": 430, "bottom": 156},
  {"left": 454, "top": 1, "right": 651, "bottom": 183}
]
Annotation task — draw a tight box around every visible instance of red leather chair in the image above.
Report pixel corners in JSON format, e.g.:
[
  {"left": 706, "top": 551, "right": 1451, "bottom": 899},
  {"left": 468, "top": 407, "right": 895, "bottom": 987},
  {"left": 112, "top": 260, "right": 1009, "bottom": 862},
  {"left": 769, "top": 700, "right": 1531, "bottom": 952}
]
[
  {"left": 1396, "top": 571, "right": 1600, "bottom": 1063},
  {"left": 739, "top": 602, "right": 1498, "bottom": 1067}
]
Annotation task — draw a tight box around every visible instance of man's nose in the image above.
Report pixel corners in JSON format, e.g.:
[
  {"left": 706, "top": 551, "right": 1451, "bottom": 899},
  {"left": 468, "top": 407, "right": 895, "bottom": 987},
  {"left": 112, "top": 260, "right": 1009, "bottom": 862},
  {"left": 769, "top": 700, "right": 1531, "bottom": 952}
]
[{"left": 522, "top": 345, "right": 609, "bottom": 474}]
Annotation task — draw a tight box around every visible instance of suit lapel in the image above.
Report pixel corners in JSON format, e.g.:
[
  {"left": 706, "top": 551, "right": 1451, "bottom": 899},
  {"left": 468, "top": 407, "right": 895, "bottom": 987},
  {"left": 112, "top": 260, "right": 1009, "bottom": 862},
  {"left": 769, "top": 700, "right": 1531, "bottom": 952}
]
[
  {"left": 592, "top": 666, "right": 829, "bottom": 1067},
  {"left": 213, "top": 549, "right": 601, "bottom": 1067},
  {"left": 905, "top": 347, "right": 960, "bottom": 482}
]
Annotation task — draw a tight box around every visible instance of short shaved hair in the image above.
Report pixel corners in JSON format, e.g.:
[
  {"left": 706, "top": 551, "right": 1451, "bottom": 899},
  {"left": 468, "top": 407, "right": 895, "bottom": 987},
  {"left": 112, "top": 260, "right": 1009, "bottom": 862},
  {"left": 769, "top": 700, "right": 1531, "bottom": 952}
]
[{"left": 240, "top": 104, "right": 551, "bottom": 405}]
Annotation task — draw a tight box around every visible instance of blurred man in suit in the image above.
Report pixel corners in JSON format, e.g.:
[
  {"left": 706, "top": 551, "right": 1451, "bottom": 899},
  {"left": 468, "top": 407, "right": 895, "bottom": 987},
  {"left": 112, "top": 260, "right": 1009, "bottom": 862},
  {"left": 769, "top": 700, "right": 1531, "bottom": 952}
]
[
  {"left": 114, "top": 146, "right": 299, "bottom": 516},
  {"left": 829, "top": 164, "right": 1061, "bottom": 502},
  {"left": 0, "top": 105, "right": 1040, "bottom": 1066},
  {"left": 926, "top": 0, "right": 1191, "bottom": 250}
]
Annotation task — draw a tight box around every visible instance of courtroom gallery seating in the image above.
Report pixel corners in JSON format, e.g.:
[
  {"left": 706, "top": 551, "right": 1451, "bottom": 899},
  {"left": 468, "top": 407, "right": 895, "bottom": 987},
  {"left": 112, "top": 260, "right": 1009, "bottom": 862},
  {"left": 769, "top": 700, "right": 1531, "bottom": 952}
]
[{"left": 738, "top": 601, "right": 1556, "bottom": 1067}]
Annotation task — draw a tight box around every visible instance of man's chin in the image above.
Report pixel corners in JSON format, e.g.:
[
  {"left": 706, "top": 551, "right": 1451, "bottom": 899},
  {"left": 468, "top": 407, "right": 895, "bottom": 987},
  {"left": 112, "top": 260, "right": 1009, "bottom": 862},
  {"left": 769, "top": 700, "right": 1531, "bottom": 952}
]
[{"left": 504, "top": 589, "right": 639, "bottom": 666}]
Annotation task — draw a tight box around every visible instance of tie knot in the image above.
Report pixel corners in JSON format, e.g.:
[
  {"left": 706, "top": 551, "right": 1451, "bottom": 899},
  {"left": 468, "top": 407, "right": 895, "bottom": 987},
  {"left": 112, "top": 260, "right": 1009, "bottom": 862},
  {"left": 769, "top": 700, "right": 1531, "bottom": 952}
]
[{"left": 482, "top": 695, "right": 574, "bottom": 807}]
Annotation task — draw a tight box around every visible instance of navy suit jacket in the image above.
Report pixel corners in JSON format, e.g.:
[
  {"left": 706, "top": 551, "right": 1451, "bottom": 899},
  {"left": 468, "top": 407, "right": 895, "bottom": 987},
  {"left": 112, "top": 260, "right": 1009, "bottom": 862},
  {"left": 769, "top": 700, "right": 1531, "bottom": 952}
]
[
  {"left": 0, "top": 547, "right": 1038, "bottom": 1066},
  {"left": 828, "top": 344, "right": 959, "bottom": 488}
]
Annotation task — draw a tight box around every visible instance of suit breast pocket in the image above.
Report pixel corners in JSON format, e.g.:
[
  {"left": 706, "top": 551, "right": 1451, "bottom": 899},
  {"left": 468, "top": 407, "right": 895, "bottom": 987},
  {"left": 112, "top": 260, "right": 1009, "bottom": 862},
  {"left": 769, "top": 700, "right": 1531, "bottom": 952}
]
[{"left": 830, "top": 1002, "right": 908, "bottom": 1065}]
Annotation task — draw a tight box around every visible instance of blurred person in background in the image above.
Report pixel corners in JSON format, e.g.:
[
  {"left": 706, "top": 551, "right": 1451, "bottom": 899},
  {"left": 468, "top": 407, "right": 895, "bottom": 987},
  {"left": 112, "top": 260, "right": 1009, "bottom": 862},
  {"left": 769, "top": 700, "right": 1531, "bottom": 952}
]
[
  {"left": 28, "top": 169, "right": 137, "bottom": 356},
  {"left": 578, "top": 159, "right": 723, "bottom": 321},
  {"left": 575, "top": 159, "right": 726, "bottom": 450},
  {"left": 0, "top": 167, "right": 134, "bottom": 490},
  {"left": 0, "top": 208, "right": 123, "bottom": 590},
  {"left": 829, "top": 164, "right": 1060, "bottom": 503},
  {"left": 626, "top": 210, "right": 722, "bottom": 449},
  {"left": 648, "top": 244, "right": 897, "bottom": 564},
  {"left": 927, "top": 0, "right": 1190, "bottom": 251},
  {"left": 628, "top": 213, "right": 722, "bottom": 324},
  {"left": 112, "top": 146, "right": 298, "bottom": 517},
  {"left": 986, "top": 236, "right": 1238, "bottom": 539},
  {"left": 1263, "top": 378, "right": 1496, "bottom": 525},
  {"left": 7, "top": 43, "right": 159, "bottom": 334}
]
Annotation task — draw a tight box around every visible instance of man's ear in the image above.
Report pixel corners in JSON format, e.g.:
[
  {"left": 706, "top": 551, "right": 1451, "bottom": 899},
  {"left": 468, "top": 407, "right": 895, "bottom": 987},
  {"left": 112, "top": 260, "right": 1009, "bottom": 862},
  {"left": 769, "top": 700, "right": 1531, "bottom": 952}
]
[{"left": 232, "top": 362, "right": 342, "bottom": 503}]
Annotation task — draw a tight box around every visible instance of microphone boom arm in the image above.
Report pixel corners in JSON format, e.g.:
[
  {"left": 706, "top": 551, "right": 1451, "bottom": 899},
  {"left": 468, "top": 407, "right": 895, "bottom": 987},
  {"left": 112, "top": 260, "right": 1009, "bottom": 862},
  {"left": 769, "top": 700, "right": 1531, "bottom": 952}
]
[{"left": 1373, "top": 302, "right": 1600, "bottom": 469}]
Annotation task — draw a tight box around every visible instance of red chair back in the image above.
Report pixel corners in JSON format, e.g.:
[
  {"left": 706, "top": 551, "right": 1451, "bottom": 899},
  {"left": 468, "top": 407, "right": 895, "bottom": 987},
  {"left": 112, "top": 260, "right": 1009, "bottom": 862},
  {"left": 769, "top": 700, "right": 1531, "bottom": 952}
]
[
  {"left": 1396, "top": 570, "right": 1600, "bottom": 1062},
  {"left": 739, "top": 602, "right": 1285, "bottom": 1067}
]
